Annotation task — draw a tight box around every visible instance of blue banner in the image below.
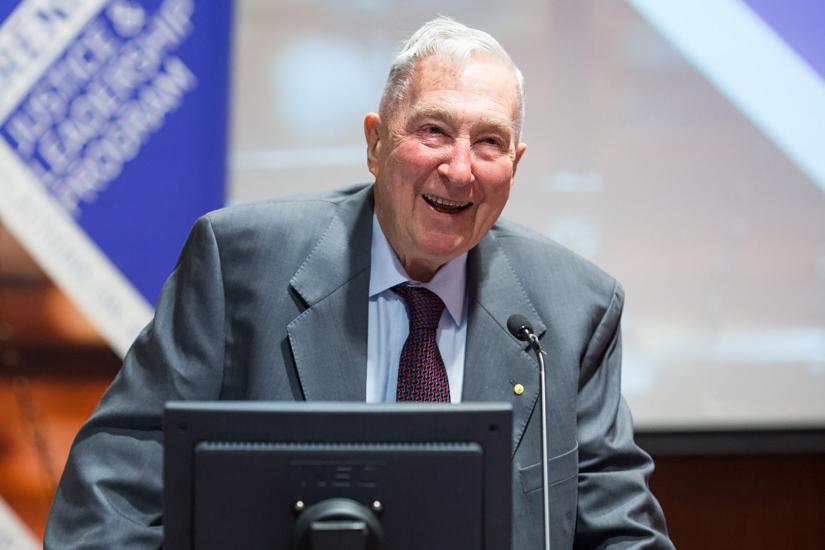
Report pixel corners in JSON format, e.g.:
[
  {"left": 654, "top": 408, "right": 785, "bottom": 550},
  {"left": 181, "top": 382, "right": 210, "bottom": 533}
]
[{"left": 0, "top": 0, "right": 232, "bottom": 354}]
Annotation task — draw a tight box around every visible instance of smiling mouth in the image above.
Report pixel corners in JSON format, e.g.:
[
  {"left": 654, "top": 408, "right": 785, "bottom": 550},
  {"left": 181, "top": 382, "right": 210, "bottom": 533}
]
[{"left": 422, "top": 193, "right": 472, "bottom": 214}]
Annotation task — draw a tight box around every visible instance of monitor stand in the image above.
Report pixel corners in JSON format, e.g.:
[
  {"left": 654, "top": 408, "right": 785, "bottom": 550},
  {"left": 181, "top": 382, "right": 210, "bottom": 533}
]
[{"left": 294, "top": 498, "right": 384, "bottom": 550}]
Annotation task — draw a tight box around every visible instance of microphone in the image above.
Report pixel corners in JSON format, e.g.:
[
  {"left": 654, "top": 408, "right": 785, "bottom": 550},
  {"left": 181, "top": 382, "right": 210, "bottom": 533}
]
[
  {"left": 507, "top": 314, "right": 538, "bottom": 347},
  {"left": 507, "top": 314, "right": 551, "bottom": 550}
]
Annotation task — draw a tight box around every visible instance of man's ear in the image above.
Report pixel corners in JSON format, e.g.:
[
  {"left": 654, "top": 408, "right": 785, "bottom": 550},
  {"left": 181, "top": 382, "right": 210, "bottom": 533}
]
[
  {"left": 364, "top": 113, "right": 383, "bottom": 178},
  {"left": 512, "top": 142, "right": 527, "bottom": 182}
]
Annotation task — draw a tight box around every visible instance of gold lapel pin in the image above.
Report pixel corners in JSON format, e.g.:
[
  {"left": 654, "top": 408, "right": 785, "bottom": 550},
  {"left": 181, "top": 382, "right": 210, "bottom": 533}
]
[{"left": 513, "top": 383, "right": 525, "bottom": 396}]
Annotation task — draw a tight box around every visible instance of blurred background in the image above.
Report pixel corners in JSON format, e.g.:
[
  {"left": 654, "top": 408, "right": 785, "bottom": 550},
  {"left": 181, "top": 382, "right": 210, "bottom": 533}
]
[{"left": 0, "top": 0, "right": 823, "bottom": 547}]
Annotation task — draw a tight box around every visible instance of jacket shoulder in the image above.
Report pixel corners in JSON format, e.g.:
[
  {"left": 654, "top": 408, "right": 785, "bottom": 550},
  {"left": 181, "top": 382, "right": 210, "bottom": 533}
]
[
  {"left": 206, "top": 184, "right": 367, "bottom": 231},
  {"left": 490, "top": 218, "right": 623, "bottom": 313},
  {"left": 179, "top": 185, "right": 371, "bottom": 287},
  {"left": 493, "top": 218, "right": 619, "bottom": 286},
  {"left": 200, "top": 184, "right": 368, "bottom": 253}
]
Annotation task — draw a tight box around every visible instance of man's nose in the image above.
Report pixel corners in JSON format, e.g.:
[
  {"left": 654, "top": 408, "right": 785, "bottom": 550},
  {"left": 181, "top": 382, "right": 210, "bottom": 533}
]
[{"left": 438, "top": 139, "right": 475, "bottom": 186}]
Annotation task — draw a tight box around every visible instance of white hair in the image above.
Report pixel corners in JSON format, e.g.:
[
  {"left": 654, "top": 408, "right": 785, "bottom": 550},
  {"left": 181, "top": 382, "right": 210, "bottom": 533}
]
[{"left": 379, "top": 16, "right": 525, "bottom": 139}]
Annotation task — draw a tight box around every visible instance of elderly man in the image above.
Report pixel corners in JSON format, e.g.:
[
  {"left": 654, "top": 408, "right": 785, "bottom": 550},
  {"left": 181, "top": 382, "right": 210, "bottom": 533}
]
[{"left": 46, "top": 16, "right": 673, "bottom": 549}]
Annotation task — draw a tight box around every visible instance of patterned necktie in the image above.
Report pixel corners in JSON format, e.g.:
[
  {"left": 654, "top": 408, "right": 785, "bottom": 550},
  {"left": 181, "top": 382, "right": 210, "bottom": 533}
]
[{"left": 393, "top": 284, "right": 451, "bottom": 402}]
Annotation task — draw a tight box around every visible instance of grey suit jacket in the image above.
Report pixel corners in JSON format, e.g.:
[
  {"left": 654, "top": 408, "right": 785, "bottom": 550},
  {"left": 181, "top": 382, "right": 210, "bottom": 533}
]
[{"left": 46, "top": 184, "right": 673, "bottom": 549}]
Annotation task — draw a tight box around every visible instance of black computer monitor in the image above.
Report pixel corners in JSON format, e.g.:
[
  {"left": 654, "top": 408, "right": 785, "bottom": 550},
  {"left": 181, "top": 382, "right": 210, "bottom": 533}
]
[{"left": 163, "top": 402, "right": 512, "bottom": 550}]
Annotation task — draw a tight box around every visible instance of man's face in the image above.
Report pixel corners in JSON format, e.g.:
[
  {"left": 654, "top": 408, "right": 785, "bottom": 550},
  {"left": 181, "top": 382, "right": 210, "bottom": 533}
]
[{"left": 365, "top": 53, "right": 526, "bottom": 281}]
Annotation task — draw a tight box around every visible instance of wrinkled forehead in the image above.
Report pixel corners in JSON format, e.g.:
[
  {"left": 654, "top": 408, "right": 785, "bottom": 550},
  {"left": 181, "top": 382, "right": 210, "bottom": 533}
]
[{"left": 400, "top": 53, "right": 521, "bottom": 130}]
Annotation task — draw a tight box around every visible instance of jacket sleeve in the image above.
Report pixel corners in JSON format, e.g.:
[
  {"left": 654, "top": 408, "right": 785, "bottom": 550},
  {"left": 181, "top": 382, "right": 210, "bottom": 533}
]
[
  {"left": 574, "top": 282, "right": 675, "bottom": 549},
  {"left": 44, "top": 215, "right": 227, "bottom": 549}
]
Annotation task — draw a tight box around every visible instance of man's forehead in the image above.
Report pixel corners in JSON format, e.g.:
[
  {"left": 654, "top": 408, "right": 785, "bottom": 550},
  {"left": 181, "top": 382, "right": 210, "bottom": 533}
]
[
  {"left": 400, "top": 54, "right": 520, "bottom": 130},
  {"left": 411, "top": 52, "right": 516, "bottom": 91}
]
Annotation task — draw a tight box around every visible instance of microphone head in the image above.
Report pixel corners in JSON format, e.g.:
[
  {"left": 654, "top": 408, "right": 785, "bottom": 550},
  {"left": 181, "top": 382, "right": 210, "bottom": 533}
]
[{"left": 507, "top": 314, "right": 533, "bottom": 341}]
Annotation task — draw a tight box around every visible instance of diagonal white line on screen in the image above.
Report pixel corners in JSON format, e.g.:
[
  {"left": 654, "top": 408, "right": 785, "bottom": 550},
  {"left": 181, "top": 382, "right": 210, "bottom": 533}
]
[{"left": 628, "top": 0, "right": 825, "bottom": 193}]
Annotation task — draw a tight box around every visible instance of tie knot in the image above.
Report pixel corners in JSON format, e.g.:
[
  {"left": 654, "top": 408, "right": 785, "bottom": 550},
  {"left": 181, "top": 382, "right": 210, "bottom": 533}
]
[{"left": 392, "top": 284, "right": 445, "bottom": 331}]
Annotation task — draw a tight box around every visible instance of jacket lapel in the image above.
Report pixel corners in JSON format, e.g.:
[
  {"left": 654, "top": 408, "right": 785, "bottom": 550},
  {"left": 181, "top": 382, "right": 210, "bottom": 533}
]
[
  {"left": 463, "top": 231, "right": 547, "bottom": 455},
  {"left": 287, "top": 186, "right": 373, "bottom": 401}
]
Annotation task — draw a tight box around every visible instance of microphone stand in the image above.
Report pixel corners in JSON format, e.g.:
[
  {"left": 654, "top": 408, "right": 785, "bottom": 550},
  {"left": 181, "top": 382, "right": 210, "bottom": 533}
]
[
  {"left": 507, "top": 314, "right": 551, "bottom": 550},
  {"left": 526, "top": 332, "right": 551, "bottom": 550}
]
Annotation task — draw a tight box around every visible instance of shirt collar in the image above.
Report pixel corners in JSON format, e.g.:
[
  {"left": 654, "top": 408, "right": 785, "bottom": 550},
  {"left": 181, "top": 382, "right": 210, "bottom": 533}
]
[{"left": 369, "top": 213, "right": 467, "bottom": 325}]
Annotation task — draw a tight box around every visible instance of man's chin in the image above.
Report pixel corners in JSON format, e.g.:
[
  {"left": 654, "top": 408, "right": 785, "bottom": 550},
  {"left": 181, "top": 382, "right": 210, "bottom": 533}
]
[{"left": 413, "top": 237, "right": 470, "bottom": 267}]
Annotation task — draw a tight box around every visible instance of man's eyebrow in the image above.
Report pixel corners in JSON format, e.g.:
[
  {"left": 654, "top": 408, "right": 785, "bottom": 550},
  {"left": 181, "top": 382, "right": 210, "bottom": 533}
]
[
  {"left": 476, "top": 117, "right": 514, "bottom": 136},
  {"left": 408, "top": 107, "right": 514, "bottom": 136},
  {"left": 408, "top": 106, "right": 457, "bottom": 125}
]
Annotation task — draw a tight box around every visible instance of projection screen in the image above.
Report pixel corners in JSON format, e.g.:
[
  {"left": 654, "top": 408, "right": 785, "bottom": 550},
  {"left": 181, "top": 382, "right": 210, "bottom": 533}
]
[{"left": 228, "top": 0, "right": 825, "bottom": 429}]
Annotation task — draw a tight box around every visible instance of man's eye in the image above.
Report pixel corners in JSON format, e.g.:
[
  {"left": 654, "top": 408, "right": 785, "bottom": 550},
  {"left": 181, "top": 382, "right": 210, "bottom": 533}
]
[
  {"left": 480, "top": 136, "right": 504, "bottom": 147},
  {"left": 423, "top": 125, "right": 443, "bottom": 135}
]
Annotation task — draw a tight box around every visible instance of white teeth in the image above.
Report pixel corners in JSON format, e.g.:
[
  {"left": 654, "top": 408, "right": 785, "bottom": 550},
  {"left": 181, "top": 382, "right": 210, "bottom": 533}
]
[{"left": 423, "top": 194, "right": 470, "bottom": 208}]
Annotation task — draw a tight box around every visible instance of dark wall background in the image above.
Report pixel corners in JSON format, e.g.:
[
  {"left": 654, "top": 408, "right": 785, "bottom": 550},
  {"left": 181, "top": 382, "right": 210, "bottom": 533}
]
[{"left": 655, "top": 454, "right": 825, "bottom": 550}]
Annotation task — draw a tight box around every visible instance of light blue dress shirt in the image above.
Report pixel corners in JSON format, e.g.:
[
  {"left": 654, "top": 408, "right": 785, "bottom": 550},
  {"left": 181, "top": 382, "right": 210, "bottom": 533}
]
[{"left": 366, "top": 214, "right": 468, "bottom": 403}]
